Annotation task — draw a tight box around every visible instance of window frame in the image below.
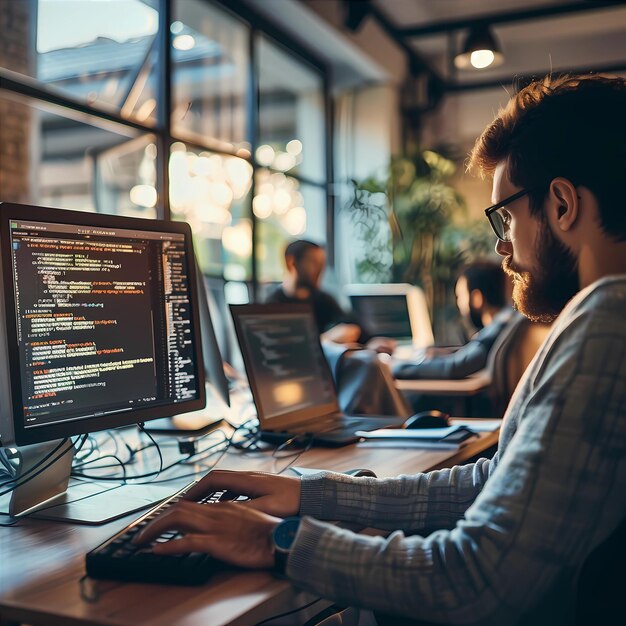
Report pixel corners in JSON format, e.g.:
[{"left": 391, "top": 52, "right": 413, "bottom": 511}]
[{"left": 0, "top": 0, "right": 333, "bottom": 298}]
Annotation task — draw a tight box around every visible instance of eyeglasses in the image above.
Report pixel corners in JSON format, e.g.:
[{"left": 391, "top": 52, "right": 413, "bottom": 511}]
[{"left": 484, "top": 188, "right": 534, "bottom": 242}]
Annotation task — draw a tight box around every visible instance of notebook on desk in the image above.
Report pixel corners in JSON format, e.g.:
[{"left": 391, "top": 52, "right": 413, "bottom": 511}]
[
  {"left": 229, "top": 303, "right": 403, "bottom": 446},
  {"left": 355, "top": 425, "right": 478, "bottom": 449}
]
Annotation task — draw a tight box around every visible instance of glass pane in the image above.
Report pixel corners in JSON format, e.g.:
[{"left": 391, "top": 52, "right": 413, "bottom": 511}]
[
  {"left": 172, "top": 0, "right": 249, "bottom": 152},
  {"left": 0, "top": 0, "right": 159, "bottom": 125},
  {"left": 255, "top": 169, "right": 326, "bottom": 282},
  {"left": 257, "top": 35, "right": 325, "bottom": 183},
  {"left": 0, "top": 92, "right": 157, "bottom": 218},
  {"left": 169, "top": 143, "right": 253, "bottom": 279}
]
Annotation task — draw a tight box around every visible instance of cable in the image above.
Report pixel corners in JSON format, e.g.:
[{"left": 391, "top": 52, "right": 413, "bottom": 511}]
[
  {"left": 69, "top": 425, "right": 236, "bottom": 483},
  {"left": 71, "top": 416, "right": 260, "bottom": 485},
  {"left": 0, "top": 448, "right": 16, "bottom": 478},
  {"left": 272, "top": 434, "right": 314, "bottom": 475},
  {"left": 137, "top": 423, "right": 163, "bottom": 480},
  {"left": 252, "top": 598, "right": 322, "bottom": 626},
  {"left": 72, "top": 453, "right": 128, "bottom": 483},
  {"left": 0, "top": 515, "right": 18, "bottom": 527}
]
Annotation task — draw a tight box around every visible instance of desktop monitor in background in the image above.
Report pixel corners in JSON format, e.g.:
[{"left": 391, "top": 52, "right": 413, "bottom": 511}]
[
  {"left": 0, "top": 202, "right": 206, "bottom": 522},
  {"left": 345, "top": 283, "right": 434, "bottom": 348}
]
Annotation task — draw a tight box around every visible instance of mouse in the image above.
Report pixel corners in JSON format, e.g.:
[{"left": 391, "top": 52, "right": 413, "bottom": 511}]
[
  {"left": 343, "top": 468, "right": 377, "bottom": 478},
  {"left": 403, "top": 410, "right": 450, "bottom": 429}
]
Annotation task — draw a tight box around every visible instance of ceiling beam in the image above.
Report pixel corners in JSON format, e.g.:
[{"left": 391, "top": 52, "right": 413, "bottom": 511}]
[
  {"left": 364, "top": 2, "right": 446, "bottom": 86},
  {"left": 397, "top": 1, "right": 625, "bottom": 38},
  {"left": 444, "top": 61, "right": 626, "bottom": 93}
]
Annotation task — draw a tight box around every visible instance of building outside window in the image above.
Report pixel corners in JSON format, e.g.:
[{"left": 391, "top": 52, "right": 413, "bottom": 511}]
[{"left": 0, "top": 0, "right": 331, "bottom": 306}]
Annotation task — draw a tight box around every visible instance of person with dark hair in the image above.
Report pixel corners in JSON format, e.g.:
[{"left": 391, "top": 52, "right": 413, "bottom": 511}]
[
  {"left": 267, "top": 238, "right": 396, "bottom": 352},
  {"left": 393, "top": 259, "right": 515, "bottom": 380},
  {"left": 137, "top": 75, "right": 626, "bottom": 625}
]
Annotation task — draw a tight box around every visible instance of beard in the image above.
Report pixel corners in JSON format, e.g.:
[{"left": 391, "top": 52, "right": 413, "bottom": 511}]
[{"left": 502, "top": 219, "right": 579, "bottom": 323}]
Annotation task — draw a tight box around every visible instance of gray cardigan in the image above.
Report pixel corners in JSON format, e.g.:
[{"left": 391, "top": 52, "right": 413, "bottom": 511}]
[{"left": 286, "top": 276, "right": 626, "bottom": 625}]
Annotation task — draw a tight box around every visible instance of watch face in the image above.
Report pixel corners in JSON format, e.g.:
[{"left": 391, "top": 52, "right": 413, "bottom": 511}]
[{"left": 273, "top": 517, "right": 300, "bottom": 551}]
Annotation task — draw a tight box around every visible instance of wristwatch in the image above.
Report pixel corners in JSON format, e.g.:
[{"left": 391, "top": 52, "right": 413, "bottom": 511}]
[{"left": 272, "top": 517, "right": 301, "bottom": 575}]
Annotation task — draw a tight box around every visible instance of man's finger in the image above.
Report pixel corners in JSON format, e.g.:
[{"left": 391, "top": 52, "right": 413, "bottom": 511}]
[
  {"left": 184, "top": 470, "right": 272, "bottom": 501},
  {"left": 152, "top": 533, "right": 212, "bottom": 555},
  {"left": 133, "top": 507, "right": 215, "bottom": 544}
]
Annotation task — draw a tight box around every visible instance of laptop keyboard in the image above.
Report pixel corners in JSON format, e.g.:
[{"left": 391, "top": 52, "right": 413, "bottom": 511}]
[{"left": 86, "top": 484, "right": 248, "bottom": 585}]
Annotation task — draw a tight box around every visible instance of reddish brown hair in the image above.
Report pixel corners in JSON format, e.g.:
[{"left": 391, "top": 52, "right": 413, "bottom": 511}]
[{"left": 469, "top": 74, "right": 626, "bottom": 240}]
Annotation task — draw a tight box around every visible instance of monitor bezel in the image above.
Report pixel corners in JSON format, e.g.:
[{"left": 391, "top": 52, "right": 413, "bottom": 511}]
[
  {"left": 229, "top": 303, "right": 340, "bottom": 431},
  {"left": 0, "top": 202, "right": 206, "bottom": 446}
]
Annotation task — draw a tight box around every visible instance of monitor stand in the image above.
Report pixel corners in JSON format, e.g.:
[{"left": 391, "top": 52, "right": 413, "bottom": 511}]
[{"left": 0, "top": 439, "right": 177, "bottom": 525}]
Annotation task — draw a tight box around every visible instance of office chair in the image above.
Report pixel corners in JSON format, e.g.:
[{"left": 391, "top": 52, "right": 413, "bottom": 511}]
[
  {"left": 386, "top": 313, "right": 551, "bottom": 418},
  {"left": 576, "top": 516, "right": 626, "bottom": 623},
  {"left": 486, "top": 315, "right": 551, "bottom": 418},
  {"left": 323, "top": 343, "right": 413, "bottom": 419}
]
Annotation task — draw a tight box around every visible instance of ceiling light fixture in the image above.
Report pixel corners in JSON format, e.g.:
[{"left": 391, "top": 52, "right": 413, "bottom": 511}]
[{"left": 454, "top": 24, "right": 504, "bottom": 70}]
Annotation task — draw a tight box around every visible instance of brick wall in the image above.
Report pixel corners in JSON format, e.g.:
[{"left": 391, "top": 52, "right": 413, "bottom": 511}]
[{"left": 0, "top": 0, "right": 35, "bottom": 203}]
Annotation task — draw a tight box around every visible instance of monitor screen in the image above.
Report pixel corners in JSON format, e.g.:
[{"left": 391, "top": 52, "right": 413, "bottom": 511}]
[
  {"left": 350, "top": 294, "right": 413, "bottom": 338},
  {"left": 232, "top": 308, "right": 335, "bottom": 422},
  {"left": 0, "top": 203, "right": 205, "bottom": 445}
]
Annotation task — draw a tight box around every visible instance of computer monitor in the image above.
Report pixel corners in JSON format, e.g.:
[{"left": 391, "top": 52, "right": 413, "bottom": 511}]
[
  {"left": 345, "top": 283, "right": 434, "bottom": 348},
  {"left": 0, "top": 202, "right": 206, "bottom": 520}
]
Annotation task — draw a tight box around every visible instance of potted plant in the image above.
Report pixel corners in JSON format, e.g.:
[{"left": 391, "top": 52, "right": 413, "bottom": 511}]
[{"left": 345, "top": 149, "right": 493, "bottom": 340}]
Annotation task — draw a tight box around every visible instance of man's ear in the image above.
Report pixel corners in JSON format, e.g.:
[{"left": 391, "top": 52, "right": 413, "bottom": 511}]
[
  {"left": 285, "top": 255, "right": 296, "bottom": 272},
  {"left": 549, "top": 178, "right": 579, "bottom": 233},
  {"left": 470, "top": 289, "right": 484, "bottom": 311}
]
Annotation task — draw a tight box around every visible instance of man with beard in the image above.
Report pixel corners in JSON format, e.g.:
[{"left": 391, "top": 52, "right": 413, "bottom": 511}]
[
  {"left": 393, "top": 259, "right": 516, "bottom": 381},
  {"left": 267, "top": 239, "right": 396, "bottom": 353},
  {"left": 136, "top": 75, "right": 626, "bottom": 625}
]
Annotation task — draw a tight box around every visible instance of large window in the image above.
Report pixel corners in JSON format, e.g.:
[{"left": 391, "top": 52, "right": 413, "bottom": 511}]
[
  {"left": 0, "top": 91, "right": 157, "bottom": 218},
  {"left": 255, "top": 35, "right": 328, "bottom": 282},
  {"left": 169, "top": 142, "right": 253, "bottom": 279},
  {"left": 3, "top": 0, "right": 160, "bottom": 125},
  {"left": 0, "top": 0, "right": 331, "bottom": 299},
  {"left": 172, "top": 0, "right": 249, "bottom": 152}
]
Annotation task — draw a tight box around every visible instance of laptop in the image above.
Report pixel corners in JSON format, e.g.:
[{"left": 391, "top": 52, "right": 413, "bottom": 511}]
[
  {"left": 229, "top": 303, "right": 404, "bottom": 446},
  {"left": 345, "top": 283, "right": 434, "bottom": 359}
]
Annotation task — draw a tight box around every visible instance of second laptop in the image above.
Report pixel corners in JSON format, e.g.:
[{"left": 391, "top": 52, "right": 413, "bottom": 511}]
[{"left": 230, "top": 303, "right": 403, "bottom": 446}]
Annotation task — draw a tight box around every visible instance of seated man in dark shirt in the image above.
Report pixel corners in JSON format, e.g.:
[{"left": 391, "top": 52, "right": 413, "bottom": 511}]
[
  {"left": 393, "top": 259, "right": 516, "bottom": 379},
  {"left": 266, "top": 239, "right": 395, "bottom": 353}
]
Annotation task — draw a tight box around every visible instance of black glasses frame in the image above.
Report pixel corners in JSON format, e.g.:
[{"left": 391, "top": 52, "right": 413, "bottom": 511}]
[{"left": 484, "top": 188, "right": 534, "bottom": 242}]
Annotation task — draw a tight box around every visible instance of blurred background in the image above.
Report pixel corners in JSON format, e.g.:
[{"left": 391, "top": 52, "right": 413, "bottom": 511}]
[{"left": 1, "top": 0, "right": 624, "bottom": 345}]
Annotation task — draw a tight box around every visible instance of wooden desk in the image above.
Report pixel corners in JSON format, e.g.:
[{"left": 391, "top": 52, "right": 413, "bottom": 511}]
[
  {"left": 393, "top": 370, "right": 492, "bottom": 395},
  {"left": 0, "top": 422, "right": 499, "bottom": 626},
  {"left": 393, "top": 370, "right": 492, "bottom": 416}
]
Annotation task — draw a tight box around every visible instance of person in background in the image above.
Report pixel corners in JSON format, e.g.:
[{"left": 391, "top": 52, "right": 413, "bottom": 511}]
[
  {"left": 137, "top": 74, "right": 626, "bottom": 625},
  {"left": 266, "top": 239, "right": 396, "bottom": 353},
  {"left": 393, "top": 259, "right": 517, "bottom": 380}
]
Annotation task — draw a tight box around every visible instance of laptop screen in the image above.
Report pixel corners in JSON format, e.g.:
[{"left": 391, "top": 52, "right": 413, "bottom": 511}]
[
  {"left": 350, "top": 294, "right": 413, "bottom": 338},
  {"left": 235, "top": 310, "right": 336, "bottom": 422}
]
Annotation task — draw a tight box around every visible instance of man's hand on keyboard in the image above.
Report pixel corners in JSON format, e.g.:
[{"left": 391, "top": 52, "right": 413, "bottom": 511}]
[
  {"left": 184, "top": 470, "right": 301, "bottom": 517},
  {"left": 133, "top": 500, "right": 281, "bottom": 568}
]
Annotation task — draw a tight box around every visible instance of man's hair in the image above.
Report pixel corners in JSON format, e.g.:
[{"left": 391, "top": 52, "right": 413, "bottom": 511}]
[
  {"left": 284, "top": 239, "right": 323, "bottom": 263},
  {"left": 459, "top": 260, "right": 506, "bottom": 309},
  {"left": 469, "top": 74, "right": 626, "bottom": 240}
]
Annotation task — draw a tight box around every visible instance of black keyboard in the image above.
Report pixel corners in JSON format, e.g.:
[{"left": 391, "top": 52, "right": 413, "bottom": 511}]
[{"left": 86, "top": 483, "right": 248, "bottom": 585}]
